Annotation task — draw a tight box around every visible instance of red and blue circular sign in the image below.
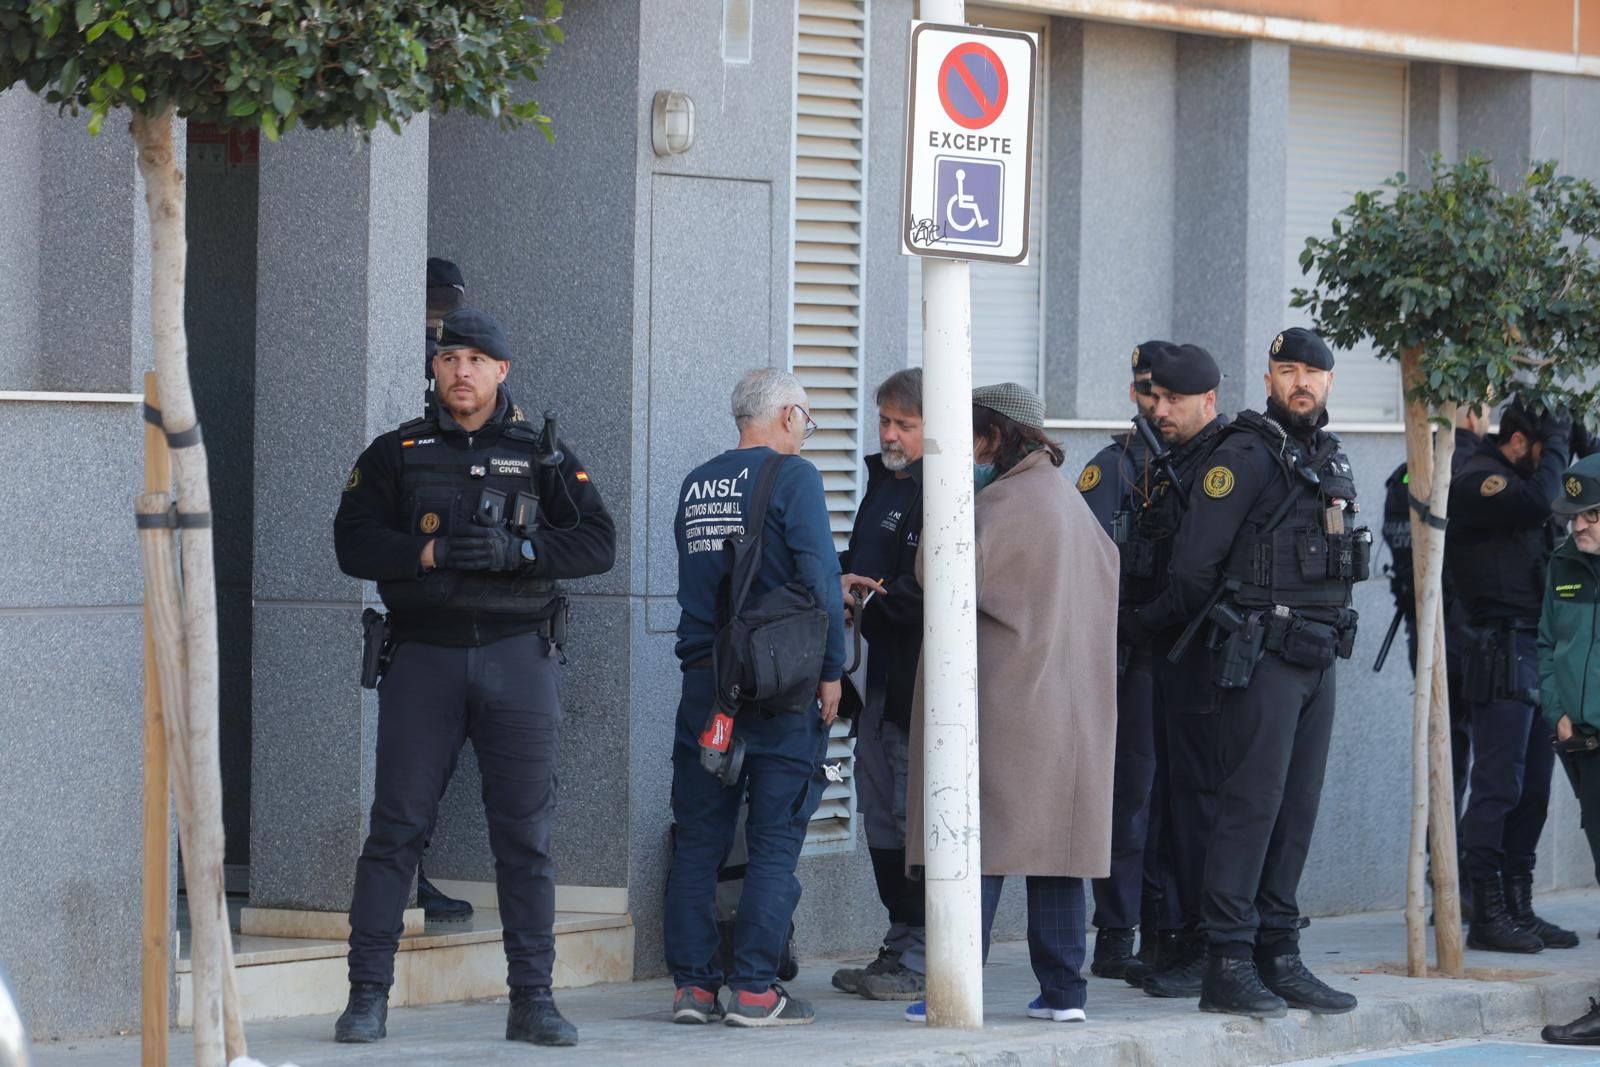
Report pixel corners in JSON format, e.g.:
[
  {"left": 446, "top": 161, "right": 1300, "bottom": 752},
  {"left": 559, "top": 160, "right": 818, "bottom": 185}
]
[{"left": 938, "top": 42, "right": 1009, "bottom": 130}]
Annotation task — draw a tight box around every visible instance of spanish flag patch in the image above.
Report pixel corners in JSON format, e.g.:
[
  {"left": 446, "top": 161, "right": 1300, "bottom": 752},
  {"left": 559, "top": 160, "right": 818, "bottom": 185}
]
[{"left": 576, "top": 470, "right": 590, "bottom": 483}]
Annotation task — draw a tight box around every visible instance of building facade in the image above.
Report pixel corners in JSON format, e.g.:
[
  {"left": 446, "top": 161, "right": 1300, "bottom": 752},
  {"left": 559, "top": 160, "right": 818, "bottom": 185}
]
[{"left": 5, "top": 0, "right": 1600, "bottom": 1039}]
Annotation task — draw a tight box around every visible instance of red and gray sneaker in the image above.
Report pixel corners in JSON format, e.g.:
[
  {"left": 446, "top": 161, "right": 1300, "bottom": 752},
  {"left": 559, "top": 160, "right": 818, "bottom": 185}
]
[
  {"left": 724, "top": 984, "right": 816, "bottom": 1027},
  {"left": 672, "top": 985, "right": 724, "bottom": 1025}
]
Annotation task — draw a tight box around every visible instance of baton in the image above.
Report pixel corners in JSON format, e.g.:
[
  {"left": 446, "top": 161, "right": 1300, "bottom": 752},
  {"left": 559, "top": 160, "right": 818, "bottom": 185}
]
[{"left": 1372, "top": 606, "right": 1404, "bottom": 673}]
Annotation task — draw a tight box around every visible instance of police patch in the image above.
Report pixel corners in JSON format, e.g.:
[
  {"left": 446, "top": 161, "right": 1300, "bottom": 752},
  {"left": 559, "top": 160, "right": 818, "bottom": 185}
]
[
  {"left": 344, "top": 467, "right": 361, "bottom": 492},
  {"left": 1271, "top": 332, "right": 1285, "bottom": 356},
  {"left": 491, "top": 456, "right": 532, "bottom": 477},
  {"left": 1480, "top": 474, "right": 1508, "bottom": 497},
  {"left": 1131, "top": 346, "right": 1140, "bottom": 368},
  {"left": 1568, "top": 476, "right": 1584, "bottom": 499},
  {"left": 1203, "top": 466, "right": 1235, "bottom": 499},
  {"left": 420, "top": 512, "right": 440, "bottom": 534},
  {"left": 1076, "top": 464, "right": 1102, "bottom": 492}
]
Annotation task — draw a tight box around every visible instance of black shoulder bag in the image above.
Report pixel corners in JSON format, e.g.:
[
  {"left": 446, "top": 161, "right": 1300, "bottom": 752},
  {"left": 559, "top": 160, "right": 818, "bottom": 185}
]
[{"left": 712, "top": 453, "right": 832, "bottom": 716}]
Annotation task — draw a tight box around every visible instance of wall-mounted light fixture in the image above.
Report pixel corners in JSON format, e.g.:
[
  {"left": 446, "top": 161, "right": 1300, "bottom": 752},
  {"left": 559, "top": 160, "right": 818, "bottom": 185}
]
[{"left": 651, "top": 90, "right": 695, "bottom": 156}]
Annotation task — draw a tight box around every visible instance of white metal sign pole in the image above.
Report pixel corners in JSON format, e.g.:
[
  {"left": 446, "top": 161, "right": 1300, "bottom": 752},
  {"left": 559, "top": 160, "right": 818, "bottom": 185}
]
[{"left": 917, "top": 0, "right": 984, "bottom": 1031}]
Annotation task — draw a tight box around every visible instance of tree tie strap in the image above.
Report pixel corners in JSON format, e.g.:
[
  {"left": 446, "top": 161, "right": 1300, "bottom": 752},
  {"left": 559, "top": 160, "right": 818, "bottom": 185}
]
[
  {"left": 1409, "top": 492, "right": 1449, "bottom": 532},
  {"left": 143, "top": 402, "right": 204, "bottom": 449},
  {"left": 135, "top": 505, "right": 212, "bottom": 530}
]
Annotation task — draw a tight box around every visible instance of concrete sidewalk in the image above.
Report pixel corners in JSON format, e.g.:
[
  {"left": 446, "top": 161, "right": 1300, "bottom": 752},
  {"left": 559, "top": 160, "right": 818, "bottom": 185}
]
[{"left": 31, "top": 889, "right": 1600, "bottom": 1067}]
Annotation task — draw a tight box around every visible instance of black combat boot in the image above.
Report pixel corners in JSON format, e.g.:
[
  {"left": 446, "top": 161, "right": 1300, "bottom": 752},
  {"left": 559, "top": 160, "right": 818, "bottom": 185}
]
[
  {"left": 1256, "top": 952, "right": 1357, "bottom": 1014},
  {"left": 1199, "top": 956, "right": 1287, "bottom": 1019},
  {"left": 1142, "top": 933, "right": 1207, "bottom": 997},
  {"left": 1544, "top": 997, "right": 1600, "bottom": 1045},
  {"left": 334, "top": 982, "right": 389, "bottom": 1043},
  {"left": 417, "top": 867, "right": 474, "bottom": 922},
  {"left": 507, "top": 986, "right": 578, "bottom": 1046},
  {"left": 1467, "top": 877, "right": 1544, "bottom": 954},
  {"left": 1091, "top": 927, "right": 1147, "bottom": 982},
  {"left": 1504, "top": 873, "right": 1579, "bottom": 949}
]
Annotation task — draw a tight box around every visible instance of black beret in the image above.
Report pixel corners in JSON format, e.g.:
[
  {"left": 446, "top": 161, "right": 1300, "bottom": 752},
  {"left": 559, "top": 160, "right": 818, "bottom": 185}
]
[
  {"left": 1150, "top": 343, "right": 1221, "bottom": 395},
  {"left": 427, "top": 256, "right": 465, "bottom": 291},
  {"left": 1269, "top": 327, "right": 1334, "bottom": 370},
  {"left": 438, "top": 307, "right": 511, "bottom": 363},
  {"left": 1131, "top": 339, "right": 1176, "bottom": 376}
]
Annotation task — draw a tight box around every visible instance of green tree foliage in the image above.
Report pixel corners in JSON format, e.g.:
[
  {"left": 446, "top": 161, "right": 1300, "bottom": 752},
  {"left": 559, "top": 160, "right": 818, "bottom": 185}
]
[
  {"left": 0, "top": 0, "right": 563, "bottom": 139},
  {"left": 1293, "top": 154, "right": 1600, "bottom": 420}
]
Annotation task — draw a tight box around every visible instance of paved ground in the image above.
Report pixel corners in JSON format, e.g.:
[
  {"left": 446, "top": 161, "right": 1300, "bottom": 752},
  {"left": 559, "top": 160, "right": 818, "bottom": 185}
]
[{"left": 30, "top": 889, "right": 1600, "bottom": 1067}]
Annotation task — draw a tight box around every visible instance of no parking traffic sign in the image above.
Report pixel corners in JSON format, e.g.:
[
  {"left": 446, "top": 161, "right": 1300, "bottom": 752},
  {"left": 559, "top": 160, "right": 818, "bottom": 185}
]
[{"left": 902, "top": 23, "right": 1037, "bottom": 263}]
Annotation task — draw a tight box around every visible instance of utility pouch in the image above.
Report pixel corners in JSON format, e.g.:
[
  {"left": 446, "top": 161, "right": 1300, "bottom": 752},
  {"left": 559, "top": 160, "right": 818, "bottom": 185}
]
[
  {"left": 1335, "top": 609, "right": 1360, "bottom": 660},
  {"left": 1461, "top": 626, "right": 1498, "bottom": 701},
  {"left": 360, "top": 607, "right": 391, "bottom": 689},
  {"left": 1111, "top": 510, "right": 1132, "bottom": 545},
  {"left": 1296, "top": 528, "right": 1329, "bottom": 581},
  {"left": 1326, "top": 528, "right": 1373, "bottom": 581},
  {"left": 1120, "top": 537, "right": 1156, "bottom": 579},
  {"left": 1279, "top": 619, "right": 1338, "bottom": 671},
  {"left": 1212, "top": 608, "right": 1265, "bottom": 689},
  {"left": 1350, "top": 528, "right": 1372, "bottom": 583}
]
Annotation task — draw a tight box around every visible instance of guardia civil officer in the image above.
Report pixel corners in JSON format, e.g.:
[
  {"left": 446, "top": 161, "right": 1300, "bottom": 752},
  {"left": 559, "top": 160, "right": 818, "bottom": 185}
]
[
  {"left": 1073, "top": 339, "right": 1186, "bottom": 983},
  {"left": 1124, "top": 328, "right": 1365, "bottom": 1018},
  {"left": 832, "top": 369, "right": 930, "bottom": 1003},
  {"left": 1448, "top": 398, "right": 1578, "bottom": 953},
  {"left": 332, "top": 307, "right": 616, "bottom": 1046},
  {"left": 1112, "top": 345, "right": 1230, "bottom": 1000}
]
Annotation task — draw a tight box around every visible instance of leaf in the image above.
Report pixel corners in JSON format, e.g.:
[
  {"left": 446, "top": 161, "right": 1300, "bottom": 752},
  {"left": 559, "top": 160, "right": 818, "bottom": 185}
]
[
  {"left": 129, "top": 84, "right": 145, "bottom": 102},
  {"left": 74, "top": 0, "right": 94, "bottom": 29},
  {"left": 272, "top": 83, "right": 294, "bottom": 115},
  {"left": 86, "top": 109, "right": 104, "bottom": 135},
  {"left": 112, "top": 18, "right": 132, "bottom": 40},
  {"left": 229, "top": 96, "right": 259, "bottom": 117},
  {"left": 85, "top": 19, "right": 110, "bottom": 42},
  {"left": 260, "top": 109, "right": 280, "bottom": 141},
  {"left": 104, "top": 62, "right": 124, "bottom": 89},
  {"left": 42, "top": 7, "right": 63, "bottom": 37}
]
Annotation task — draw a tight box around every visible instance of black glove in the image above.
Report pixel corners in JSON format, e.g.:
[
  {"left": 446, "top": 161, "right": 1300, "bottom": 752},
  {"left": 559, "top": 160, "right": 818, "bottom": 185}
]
[
  {"left": 447, "top": 525, "right": 521, "bottom": 572},
  {"left": 431, "top": 529, "right": 487, "bottom": 571}
]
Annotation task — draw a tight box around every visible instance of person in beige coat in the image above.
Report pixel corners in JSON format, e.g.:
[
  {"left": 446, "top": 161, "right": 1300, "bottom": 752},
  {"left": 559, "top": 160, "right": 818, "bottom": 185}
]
[{"left": 903, "top": 382, "right": 1120, "bottom": 1024}]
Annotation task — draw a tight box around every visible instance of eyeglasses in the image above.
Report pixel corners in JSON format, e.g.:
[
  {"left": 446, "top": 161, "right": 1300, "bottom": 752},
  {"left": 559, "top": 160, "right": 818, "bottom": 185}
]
[
  {"left": 790, "top": 404, "right": 818, "bottom": 440},
  {"left": 1576, "top": 507, "right": 1600, "bottom": 526}
]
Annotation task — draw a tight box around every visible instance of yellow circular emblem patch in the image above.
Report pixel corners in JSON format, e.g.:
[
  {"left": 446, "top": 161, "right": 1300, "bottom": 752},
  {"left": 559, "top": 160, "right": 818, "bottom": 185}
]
[
  {"left": 1203, "top": 466, "right": 1236, "bottom": 499},
  {"left": 1480, "top": 474, "right": 1508, "bottom": 497},
  {"left": 1271, "top": 332, "right": 1285, "bottom": 355},
  {"left": 1131, "top": 346, "right": 1141, "bottom": 368},
  {"left": 344, "top": 467, "right": 361, "bottom": 492},
  {"left": 1568, "top": 475, "right": 1584, "bottom": 499},
  {"left": 420, "top": 512, "right": 441, "bottom": 534},
  {"left": 1076, "top": 464, "right": 1103, "bottom": 492}
]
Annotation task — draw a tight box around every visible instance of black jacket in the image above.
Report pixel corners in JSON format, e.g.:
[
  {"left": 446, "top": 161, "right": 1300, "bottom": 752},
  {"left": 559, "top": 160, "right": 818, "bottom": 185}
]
[
  {"left": 839, "top": 454, "right": 924, "bottom": 731},
  {"left": 334, "top": 387, "right": 616, "bottom": 645}
]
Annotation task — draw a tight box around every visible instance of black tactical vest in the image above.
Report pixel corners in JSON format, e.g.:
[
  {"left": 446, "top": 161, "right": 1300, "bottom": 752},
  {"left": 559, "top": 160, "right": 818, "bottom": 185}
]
[
  {"left": 1446, "top": 452, "right": 1556, "bottom": 623},
  {"left": 1219, "top": 413, "right": 1366, "bottom": 611},
  {"left": 1122, "top": 420, "right": 1227, "bottom": 605},
  {"left": 376, "top": 415, "right": 560, "bottom": 619}
]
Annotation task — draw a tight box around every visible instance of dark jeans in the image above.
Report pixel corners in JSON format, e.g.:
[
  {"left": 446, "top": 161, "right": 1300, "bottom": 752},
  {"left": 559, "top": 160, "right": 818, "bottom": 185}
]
[
  {"left": 1151, "top": 644, "right": 1220, "bottom": 932},
  {"left": 348, "top": 633, "right": 560, "bottom": 988},
  {"left": 1558, "top": 747, "right": 1600, "bottom": 887},
  {"left": 1202, "top": 653, "right": 1336, "bottom": 956},
  {"left": 982, "top": 875, "right": 1088, "bottom": 1011},
  {"left": 1461, "top": 634, "right": 1553, "bottom": 883},
  {"left": 1092, "top": 651, "right": 1157, "bottom": 930},
  {"left": 664, "top": 668, "right": 828, "bottom": 993}
]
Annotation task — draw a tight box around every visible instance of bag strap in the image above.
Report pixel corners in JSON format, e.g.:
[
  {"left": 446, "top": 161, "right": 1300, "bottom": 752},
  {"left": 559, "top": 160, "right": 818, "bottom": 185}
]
[{"left": 721, "top": 453, "right": 792, "bottom": 620}]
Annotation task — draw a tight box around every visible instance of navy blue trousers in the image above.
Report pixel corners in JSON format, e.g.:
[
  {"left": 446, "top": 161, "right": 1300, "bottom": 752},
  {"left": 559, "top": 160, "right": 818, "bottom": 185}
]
[
  {"left": 1092, "top": 652, "right": 1158, "bottom": 930},
  {"left": 1151, "top": 643, "right": 1220, "bottom": 932},
  {"left": 664, "top": 668, "right": 827, "bottom": 992},
  {"left": 1460, "top": 631, "right": 1553, "bottom": 884},
  {"left": 348, "top": 634, "right": 560, "bottom": 988},
  {"left": 982, "top": 875, "right": 1088, "bottom": 1011}
]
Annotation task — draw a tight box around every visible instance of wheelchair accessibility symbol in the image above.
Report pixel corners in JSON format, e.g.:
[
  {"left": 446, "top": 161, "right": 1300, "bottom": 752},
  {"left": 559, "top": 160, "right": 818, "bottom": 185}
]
[{"left": 934, "top": 156, "right": 1003, "bottom": 247}]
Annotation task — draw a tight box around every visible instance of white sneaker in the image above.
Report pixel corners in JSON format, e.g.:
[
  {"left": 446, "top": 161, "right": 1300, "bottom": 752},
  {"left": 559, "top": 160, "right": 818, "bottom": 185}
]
[{"left": 1026, "top": 996, "right": 1086, "bottom": 1023}]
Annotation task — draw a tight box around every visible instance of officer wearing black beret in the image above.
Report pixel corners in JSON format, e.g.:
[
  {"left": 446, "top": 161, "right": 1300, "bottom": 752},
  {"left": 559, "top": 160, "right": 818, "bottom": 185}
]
[
  {"left": 1074, "top": 341, "right": 1221, "bottom": 985},
  {"left": 1126, "top": 326, "right": 1366, "bottom": 1018},
  {"left": 332, "top": 306, "right": 616, "bottom": 1046},
  {"left": 1447, "top": 396, "right": 1577, "bottom": 953}
]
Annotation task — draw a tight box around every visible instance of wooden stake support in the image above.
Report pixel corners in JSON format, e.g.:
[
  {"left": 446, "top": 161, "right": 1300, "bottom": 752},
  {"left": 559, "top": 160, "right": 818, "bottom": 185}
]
[{"left": 140, "top": 371, "right": 171, "bottom": 1067}]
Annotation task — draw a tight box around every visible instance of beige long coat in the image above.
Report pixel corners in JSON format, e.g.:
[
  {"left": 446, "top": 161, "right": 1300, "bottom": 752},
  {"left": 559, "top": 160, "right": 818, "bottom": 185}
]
[{"left": 907, "top": 449, "right": 1120, "bottom": 877}]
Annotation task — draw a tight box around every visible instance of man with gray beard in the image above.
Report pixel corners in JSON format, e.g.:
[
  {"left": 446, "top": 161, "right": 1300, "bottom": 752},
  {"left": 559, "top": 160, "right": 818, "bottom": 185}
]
[{"left": 831, "top": 369, "right": 929, "bottom": 1003}]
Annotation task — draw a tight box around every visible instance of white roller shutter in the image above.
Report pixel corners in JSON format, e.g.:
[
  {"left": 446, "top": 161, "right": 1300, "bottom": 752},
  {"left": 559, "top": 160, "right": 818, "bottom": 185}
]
[
  {"left": 907, "top": 12, "right": 1046, "bottom": 394},
  {"left": 793, "top": 0, "right": 863, "bottom": 856},
  {"left": 793, "top": 0, "right": 868, "bottom": 548},
  {"left": 1285, "top": 49, "right": 1407, "bottom": 424}
]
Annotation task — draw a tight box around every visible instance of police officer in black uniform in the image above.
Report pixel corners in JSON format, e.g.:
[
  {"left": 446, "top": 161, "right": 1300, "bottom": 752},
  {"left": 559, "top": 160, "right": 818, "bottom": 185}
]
[
  {"left": 1448, "top": 398, "right": 1579, "bottom": 953},
  {"left": 331, "top": 307, "right": 616, "bottom": 1046},
  {"left": 1076, "top": 340, "right": 1179, "bottom": 981},
  {"left": 1126, "top": 328, "right": 1366, "bottom": 1018}
]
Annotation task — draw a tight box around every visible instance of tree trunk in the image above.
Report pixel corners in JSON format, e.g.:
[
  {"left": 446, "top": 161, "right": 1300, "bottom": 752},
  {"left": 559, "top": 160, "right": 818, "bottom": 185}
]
[
  {"left": 130, "top": 107, "right": 242, "bottom": 1067},
  {"left": 1399, "top": 349, "right": 1434, "bottom": 976},
  {"left": 1422, "top": 405, "right": 1462, "bottom": 975}
]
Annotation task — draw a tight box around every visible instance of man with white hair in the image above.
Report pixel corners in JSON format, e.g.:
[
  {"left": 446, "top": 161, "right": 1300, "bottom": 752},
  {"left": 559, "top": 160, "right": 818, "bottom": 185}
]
[{"left": 664, "top": 367, "right": 846, "bottom": 1027}]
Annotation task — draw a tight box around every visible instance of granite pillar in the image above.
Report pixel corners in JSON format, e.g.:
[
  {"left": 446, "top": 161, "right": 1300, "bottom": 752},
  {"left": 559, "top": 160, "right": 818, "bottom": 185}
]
[
  {"left": 249, "top": 120, "right": 429, "bottom": 912},
  {"left": 1172, "top": 35, "right": 1289, "bottom": 415}
]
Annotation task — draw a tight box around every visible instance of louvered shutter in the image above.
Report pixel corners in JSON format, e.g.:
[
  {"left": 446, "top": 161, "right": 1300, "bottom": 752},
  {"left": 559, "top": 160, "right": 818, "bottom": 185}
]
[
  {"left": 794, "top": 0, "right": 864, "bottom": 856},
  {"left": 1284, "top": 49, "right": 1407, "bottom": 423},
  {"left": 793, "top": 0, "right": 868, "bottom": 548}
]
